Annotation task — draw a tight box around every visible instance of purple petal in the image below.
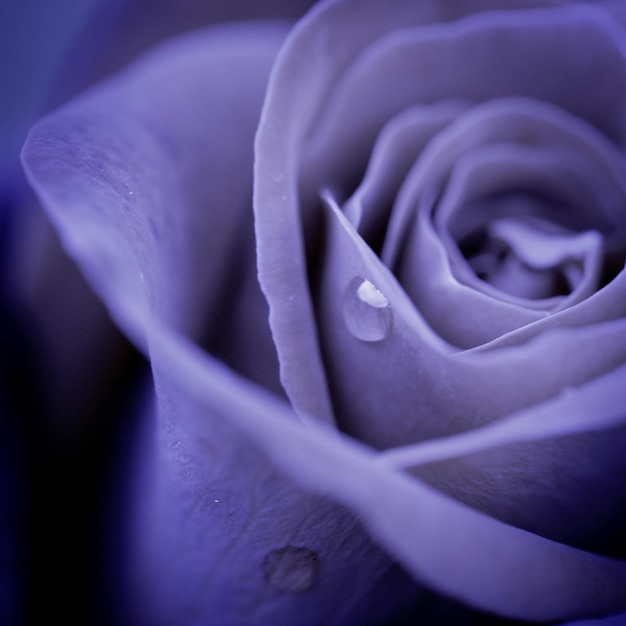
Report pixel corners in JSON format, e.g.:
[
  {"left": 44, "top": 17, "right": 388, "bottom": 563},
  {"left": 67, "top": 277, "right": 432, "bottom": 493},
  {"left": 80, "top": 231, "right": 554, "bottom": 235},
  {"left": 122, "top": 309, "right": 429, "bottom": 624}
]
[
  {"left": 120, "top": 371, "right": 426, "bottom": 625},
  {"left": 148, "top": 326, "right": 626, "bottom": 622},
  {"left": 23, "top": 23, "right": 290, "bottom": 392},
  {"left": 386, "top": 98, "right": 626, "bottom": 347},
  {"left": 303, "top": 4, "right": 626, "bottom": 197},
  {"left": 21, "top": 23, "right": 428, "bottom": 624},
  {"left": 377, "top": 362, "right": 626, "bottom": 547},
  {"left": 343, "top": 100, "right": 469, "bottom": 238},
  {"left": 254, "top": 0, "right": 559, "bottom": 423},
  {"left": 316, "top": 191, "right": 626, "bottom": 447}
]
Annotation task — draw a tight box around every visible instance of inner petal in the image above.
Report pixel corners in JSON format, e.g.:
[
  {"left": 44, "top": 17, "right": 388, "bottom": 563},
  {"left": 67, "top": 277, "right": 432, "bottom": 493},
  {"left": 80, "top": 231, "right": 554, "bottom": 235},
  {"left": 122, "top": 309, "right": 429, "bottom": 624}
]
[
  {"left": 301, "top": 4, "right": 626, "bottom": 210},
  {"left": 382, "top": 98, "right": 626, "bottom": 348},
  {"left": 463, "top": 217, "right": 602, "bottom": 301},
  {"left": 384, "top": 98, "right": 626, "bottom": 270},
  {"left": 341, "top": 100, "right": 470, "bottom": 249}
]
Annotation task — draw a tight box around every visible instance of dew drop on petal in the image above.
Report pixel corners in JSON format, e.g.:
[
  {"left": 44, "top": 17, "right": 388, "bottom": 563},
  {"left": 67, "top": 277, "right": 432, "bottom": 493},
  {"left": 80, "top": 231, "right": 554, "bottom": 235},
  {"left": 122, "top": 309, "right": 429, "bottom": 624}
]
[
  {"left": 342, "top": 277, "right": 392, "bottom": 342},
  {"left": 262, "top": 546, "right": 319, "bottom": 593}
]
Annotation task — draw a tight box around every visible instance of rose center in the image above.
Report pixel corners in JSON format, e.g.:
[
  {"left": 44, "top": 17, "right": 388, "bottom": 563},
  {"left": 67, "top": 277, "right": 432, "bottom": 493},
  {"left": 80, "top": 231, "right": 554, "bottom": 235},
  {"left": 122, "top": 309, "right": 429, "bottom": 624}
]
[{"left": 459, "top": 216, "right": 594, "bottom": 300}]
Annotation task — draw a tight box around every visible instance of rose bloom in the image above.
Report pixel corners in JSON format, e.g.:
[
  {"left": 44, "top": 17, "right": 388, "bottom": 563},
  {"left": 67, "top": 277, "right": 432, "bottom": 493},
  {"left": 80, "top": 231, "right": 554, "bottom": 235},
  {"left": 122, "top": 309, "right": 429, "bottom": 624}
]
[{"left": 9, "top": 0, "right": 626, "bottom": 623}]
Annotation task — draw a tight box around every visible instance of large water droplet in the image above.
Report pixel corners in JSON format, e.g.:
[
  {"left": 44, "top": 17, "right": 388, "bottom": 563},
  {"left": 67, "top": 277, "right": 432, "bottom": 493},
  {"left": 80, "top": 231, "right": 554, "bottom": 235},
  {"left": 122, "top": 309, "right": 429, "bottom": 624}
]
[
  {"left": 262, "top": 546, "right": 319, "bottom": 592},
  {"left": 342, "top": 277, "right": 392, "bottom": 342}
]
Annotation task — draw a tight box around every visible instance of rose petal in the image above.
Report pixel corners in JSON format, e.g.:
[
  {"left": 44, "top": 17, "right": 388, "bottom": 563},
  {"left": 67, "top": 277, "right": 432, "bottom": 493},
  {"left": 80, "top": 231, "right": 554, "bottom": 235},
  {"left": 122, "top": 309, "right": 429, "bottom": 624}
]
[
  {"left": 385, "top": 98, "right": 626, "bottom": 347},
  {"left": 384, "top": 99, "right": 626, "bottom": 271},
  {"left": 119, "top": 370, "right": 425, "bottom": 625},
  {"left": 23, "top": 23, "right": 288, "bottom": 394},
  {"left": 149, "top": 324, "right": 626, "bottom": 622},
  {"left": 304, "top": 3, "right": 626, "bottom": 200},
  {"left": 343, "top": 100, "right": 470, "bottom": 242},
  {"left": 308, "top": 190, "right": 626, "bottom": 547},
  {"left": 255, "top": 0, "right": 565, "bottom": 423},
  {"left": 21, "top": 23, "right": 433, "bottom": 624},
  {"left": 316, "top": 190, "right": 626, "bottom": 544},
  {"left": 317, "top": 192, "right": 626, "bottom": 446},
  {"left": 377, "top": 362, "right": 626, "bottom": 468},
  {"left": 376, "top": 362, "right": 626, "bottom": 547}
]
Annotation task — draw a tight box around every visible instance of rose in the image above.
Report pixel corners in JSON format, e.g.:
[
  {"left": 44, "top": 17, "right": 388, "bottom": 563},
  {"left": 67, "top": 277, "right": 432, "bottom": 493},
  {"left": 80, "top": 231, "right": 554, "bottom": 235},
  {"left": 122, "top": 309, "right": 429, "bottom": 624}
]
[
  {"left": 19, "top": 0, "right": 626, "bottom": 624},
  {"left": 20, "top": 0, "right": 626, "bottom": 623},
  {"left": 19, "top": 0, "right": 626, "bottom": 620}
]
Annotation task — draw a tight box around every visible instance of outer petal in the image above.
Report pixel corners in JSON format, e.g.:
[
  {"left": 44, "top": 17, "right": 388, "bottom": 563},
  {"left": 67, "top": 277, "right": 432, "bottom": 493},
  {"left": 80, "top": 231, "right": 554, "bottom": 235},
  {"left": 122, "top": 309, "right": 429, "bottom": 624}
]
[
  {"left": 22, "top": 24, "right": 429, "bottom": 625},
  {"left": 303, "top": 5, "right": 626, "bottom": 196},
  {"left": 23, "top": 23, "right": 289, "bottom": 393},
  {"left": 119, "top": 374, "right": 426, "bottom": 626},
  {"left": 150, "top": 325, "right": 626, "bottom": 623}
]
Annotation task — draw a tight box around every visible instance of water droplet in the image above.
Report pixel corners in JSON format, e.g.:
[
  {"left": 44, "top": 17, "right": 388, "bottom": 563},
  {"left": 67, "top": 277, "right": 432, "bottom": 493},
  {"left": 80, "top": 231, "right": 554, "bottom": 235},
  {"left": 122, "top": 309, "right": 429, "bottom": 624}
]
[
  {"left": 262, "top": 546, "right": 319, "bottom": 593},
  {"left": 342, "top": 277, "right": 392, "bottom": 342},
  {"left": 213, "top": 499, "right": 220, "bottom": 503}
]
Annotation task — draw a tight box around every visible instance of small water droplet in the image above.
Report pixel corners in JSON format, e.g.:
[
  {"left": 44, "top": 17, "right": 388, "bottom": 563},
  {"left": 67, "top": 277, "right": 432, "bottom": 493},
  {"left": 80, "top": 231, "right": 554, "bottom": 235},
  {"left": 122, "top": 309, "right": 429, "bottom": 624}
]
[
  {"left": 213, "top": 499, "right": 220, "bottom": 503},
  {"left": 342, "top": 277, "right": 392, "bottom": 342},
  {"left": 262, "top": 546, "right": 319, "bottom": 593}
]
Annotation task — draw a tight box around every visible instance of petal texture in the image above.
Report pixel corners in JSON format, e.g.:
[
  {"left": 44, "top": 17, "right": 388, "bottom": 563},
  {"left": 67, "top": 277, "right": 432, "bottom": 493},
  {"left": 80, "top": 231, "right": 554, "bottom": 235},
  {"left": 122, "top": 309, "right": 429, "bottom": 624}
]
[{"left": 22, "top": 23, "right": 428, "bottom": 625}]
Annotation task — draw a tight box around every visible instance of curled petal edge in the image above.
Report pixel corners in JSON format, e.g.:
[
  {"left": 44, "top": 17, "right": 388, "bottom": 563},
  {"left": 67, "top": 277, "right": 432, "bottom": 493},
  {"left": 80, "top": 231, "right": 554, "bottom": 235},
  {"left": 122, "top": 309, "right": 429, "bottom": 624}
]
[{"left": 149, "top": 320, "right": 626, "bottom": 623}]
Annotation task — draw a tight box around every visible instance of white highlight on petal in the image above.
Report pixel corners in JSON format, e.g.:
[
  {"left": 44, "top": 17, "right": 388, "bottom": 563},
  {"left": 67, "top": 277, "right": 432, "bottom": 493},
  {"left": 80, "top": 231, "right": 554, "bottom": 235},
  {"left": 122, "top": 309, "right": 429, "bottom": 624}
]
[{"left": 357, "top": 279, "right": 389, "bottom": 308}]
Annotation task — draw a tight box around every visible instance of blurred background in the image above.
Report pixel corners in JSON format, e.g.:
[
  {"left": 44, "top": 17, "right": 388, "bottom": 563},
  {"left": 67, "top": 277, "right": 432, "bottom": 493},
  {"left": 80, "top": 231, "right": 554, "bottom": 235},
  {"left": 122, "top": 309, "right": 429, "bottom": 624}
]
[
  {"left": 0, "top": 0, "right": 104, "bottom": 180},
  {"left": 2, "top": 5, "right": 108, "bottom": 624}
]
